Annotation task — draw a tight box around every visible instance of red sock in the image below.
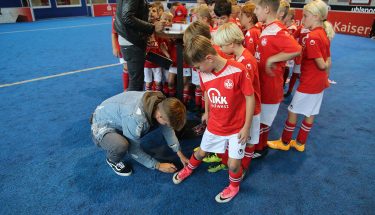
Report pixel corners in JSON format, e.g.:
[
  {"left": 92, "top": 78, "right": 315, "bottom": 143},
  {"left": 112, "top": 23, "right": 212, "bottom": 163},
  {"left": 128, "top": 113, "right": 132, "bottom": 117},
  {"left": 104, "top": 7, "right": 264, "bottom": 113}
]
[
  {"left": 287, "top": 73, "right": 299, "bottom": 93},
  {"left": 281, "top": 120, "right": 296, "bottom": 144},
  {"left": 229, "top": 166, "right": 243, "bottom": 187},
  {"left": 218, "top": 149, "right": 229, "bottom": 165},
  {"left": 155, "top": 84, "right": 162, "bottom": 91},
  {"left": 242, "top": 146, "right": 254, "bottom": 170},
  {"left": 145, "top": 85, "right": 152, "bottom": 91},
  {"left": 296, "top": 120, "right": 313, "bottom": 145},
  {"left": 122, "top": 71, "right": 129, "bottom": 91},
  {"left": 168, "top": 87, "right": 176, "bottom": 97},
  {"left": 163, "top": 83, "right": 169, "bottom": 95},
  {"left": 183, "top": 90, "right": 190, "bottom": 104},
  {"left": 255, "top": 124, "right": 263, "bottom": 151},
  {"left": 187, "top": 154, "right": 202, "bottom": 171},
  {"left": 195, "top": 88, "right": 202, "bottom": 107},
  {"left": 151, "top": 82, "right": 156, "bottom": 91},
  {"left": 259, "top": 123, "right": 270, "bottom": 149}
]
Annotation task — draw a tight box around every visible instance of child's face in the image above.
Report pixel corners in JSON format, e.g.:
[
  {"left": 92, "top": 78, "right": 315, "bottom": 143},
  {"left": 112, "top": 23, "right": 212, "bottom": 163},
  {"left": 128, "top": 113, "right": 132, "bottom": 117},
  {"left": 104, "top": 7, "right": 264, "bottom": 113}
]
[
  {"left": 161, "top": 14, "right": 172, "bottom": 26},
  {"left": 239, "top": 12, "right": 251, "bottom": 27},
  {"left": 255, "top": 4, "right": 267, "bottom": 23},
  {"left": 194, "top": 57, "right": 215, "bottom": 74},
  {"left": 302, "top": 10, "right": 316, "bottom": 29},
  {"left": 149, "top": 7, "right": 158, "bottom": 22},
  {"left": 219, "top": 43, "right": 234, "bottom": 55},
  {"left": 197, "top": 14, "right": 208, "bottom": 25},
  {"left": 158, "top": 8, "right": 164, "bottom": 17},
  {"left": 216, "top": 15, "right": 230, "bottom": 26}
]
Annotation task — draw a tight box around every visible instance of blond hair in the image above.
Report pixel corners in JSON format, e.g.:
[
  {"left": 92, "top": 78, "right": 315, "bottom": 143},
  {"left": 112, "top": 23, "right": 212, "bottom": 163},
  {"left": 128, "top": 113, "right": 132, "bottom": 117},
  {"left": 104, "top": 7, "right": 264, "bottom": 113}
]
[
  {"left": 257, "top": 0, "right": 280, "bottom": 13},
  {"left": 213, "top": 22, "right": 244, "bottom": 46},
  {"left": 184, "top": 35, "right": 217, "bottom": 65},
  {"left": 304, "top": 0, "right": 335, "bottom": 40},
  {"left": 277, "top": 0, "right": 290, "bottom": 20},
  {"left": 196, "top": 4, "right": 212, "bottom": 22},
  {"left": 183, "top": 21, "right": 212, "bottom": 44},
  {"left": 161, "top": 11, "right": 173, "bottom": 20},
  {"left": 158, "top": 98, "right": 186, "bottom": 131},
  {"left": 241, "top": 2, "right": 258, "bottom": 24}
]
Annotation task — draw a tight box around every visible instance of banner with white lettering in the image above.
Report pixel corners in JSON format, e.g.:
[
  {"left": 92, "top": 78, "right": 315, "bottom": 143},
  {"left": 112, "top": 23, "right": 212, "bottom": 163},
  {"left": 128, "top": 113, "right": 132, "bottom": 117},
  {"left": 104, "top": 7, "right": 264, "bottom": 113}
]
[
  {"left": 295, "top": 9, "right": 375, "bottom": 37},
  {"left": 92, "top": 3, "right": 116, "bottom": 17}
]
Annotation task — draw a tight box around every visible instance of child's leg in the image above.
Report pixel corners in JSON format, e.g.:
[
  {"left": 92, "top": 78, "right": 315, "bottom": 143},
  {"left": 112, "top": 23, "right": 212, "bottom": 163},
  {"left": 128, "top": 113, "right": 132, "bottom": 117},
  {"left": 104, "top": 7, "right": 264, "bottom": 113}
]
[
  {"left": 173, "top": 148, "right": 206, "bottom": 184},
  {"left": 296, "top": 115, "right": 315, "bottom": 145},
  {"left": 153, "top": 68, "right": 163, "bottom": 91},
  {"left": 122, "top": 64, "right": 129, "bottom": 91},
  {"left": 144, "top": 68, "right": 153, "bottom": 91},
  {"left": 168, "top": 71, "right": 176, "bottom": 97}
]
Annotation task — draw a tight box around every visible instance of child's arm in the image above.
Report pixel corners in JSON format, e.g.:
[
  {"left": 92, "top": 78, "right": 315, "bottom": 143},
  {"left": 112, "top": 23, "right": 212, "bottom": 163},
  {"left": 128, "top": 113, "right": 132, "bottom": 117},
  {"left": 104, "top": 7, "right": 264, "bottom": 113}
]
[
  {"left": 160, "top": 42, "right": 171, "bottom": 58},
  {"left": 201, "top": 91, "right": 209, "bottom": 124},
  {"left": 266, "top": 51, "right": 301, "bottom": 76},
  {"left": 111, "top": 33, "right": 121, "bottom": 58},
  {"left": 238, "top": 95, "right": 255, "bottom": 144}
]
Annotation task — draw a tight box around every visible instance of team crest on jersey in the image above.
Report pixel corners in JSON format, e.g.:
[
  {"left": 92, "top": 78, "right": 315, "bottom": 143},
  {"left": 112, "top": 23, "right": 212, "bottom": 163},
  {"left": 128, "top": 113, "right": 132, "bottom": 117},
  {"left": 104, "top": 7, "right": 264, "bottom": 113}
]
[
  {"left": 224, "top": 79, "right": 234, "bottom": 89},
  {"left": 246, "top": 63, "right": 252, "bottom": 70},
  {"left": 261, "top": 38, "right": 267, "bottom": 46},
  {"left": 310, "top": 39, "right": 316, "bottom": 46},
  {"left": 207, "top": 88, "right": 228, "bottom": 108}
]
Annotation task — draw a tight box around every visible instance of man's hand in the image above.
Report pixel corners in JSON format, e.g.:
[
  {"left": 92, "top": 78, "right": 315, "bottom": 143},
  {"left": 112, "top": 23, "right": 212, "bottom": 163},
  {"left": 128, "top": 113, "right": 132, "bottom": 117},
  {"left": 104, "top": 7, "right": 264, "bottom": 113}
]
[
  {"left": 177, "top": 152, "right": 189, "bottom": 167},
  {"left": 157, "top": 163, "right": 177, "bottom": 173},
  {"left": 154, "top": 21, "right": 165, "bottom": 33}
]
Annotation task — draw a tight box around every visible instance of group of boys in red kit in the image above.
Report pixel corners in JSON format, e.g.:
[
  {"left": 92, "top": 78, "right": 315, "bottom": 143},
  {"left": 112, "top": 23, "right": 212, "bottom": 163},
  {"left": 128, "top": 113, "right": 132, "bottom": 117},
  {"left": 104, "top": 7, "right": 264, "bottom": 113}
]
[{"left": 110, "top": 0, "right": 333, "bottom": 204}]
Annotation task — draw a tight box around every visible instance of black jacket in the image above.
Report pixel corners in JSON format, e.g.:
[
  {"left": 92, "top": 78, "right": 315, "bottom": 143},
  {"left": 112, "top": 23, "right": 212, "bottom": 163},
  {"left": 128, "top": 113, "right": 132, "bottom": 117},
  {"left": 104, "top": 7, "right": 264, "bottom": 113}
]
[{"left": 114, "top": 0, "right": 155, "bottom": 50}]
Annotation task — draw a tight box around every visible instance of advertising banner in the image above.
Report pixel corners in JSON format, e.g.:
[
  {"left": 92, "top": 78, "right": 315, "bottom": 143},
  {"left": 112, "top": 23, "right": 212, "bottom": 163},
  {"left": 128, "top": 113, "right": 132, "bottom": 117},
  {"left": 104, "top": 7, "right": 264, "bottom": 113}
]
[
  {"left": 92, "top": 3, "right": 116, "bottom": 17},
  {"left": 0, "top": 7, "right": 34, "bottom": 24},
  {"left": 295, "top": 9, "right": 375, "bottom": 37}
]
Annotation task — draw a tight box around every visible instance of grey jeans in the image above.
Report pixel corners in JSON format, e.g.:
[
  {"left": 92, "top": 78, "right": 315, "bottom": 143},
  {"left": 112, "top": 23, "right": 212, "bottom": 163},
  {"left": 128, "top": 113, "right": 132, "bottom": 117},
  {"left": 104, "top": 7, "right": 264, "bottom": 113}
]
[{"left": 93, "top": 129, "right": 129, "bottom": 163}]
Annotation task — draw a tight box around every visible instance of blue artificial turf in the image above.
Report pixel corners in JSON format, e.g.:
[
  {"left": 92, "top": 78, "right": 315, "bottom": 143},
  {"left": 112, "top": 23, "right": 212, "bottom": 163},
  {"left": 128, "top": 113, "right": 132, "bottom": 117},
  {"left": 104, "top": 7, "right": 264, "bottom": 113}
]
[{"left": 0, "top": 17, "right": 374, "bottom": 214}]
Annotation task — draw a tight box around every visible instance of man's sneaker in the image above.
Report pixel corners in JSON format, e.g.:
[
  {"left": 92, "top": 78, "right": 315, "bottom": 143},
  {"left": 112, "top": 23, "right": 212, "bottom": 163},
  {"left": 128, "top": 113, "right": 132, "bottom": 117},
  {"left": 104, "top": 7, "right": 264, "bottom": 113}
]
[
  {"left": 203, "top": 153, "right": 221, "bottom": 163},
  {"left": 290, "top": 140, "right": 305, "bottom": 152},
  {"left": 215, "top": 185, "right": 240, "bottom": 203},
  {"left": 106, "top": 159, "right": 132, "bottom": 176},
  {"left": 267, "top": 139, "right": 290, "bottom": 151},
  {"left": 252, "top": 147, "right": 269, "bottom": 159},
  {"left": 208, "top": 164, "right": 228, "bottom": 173},
  {"left": 172, "top": 166, "right": 192, "bottom": 184}
]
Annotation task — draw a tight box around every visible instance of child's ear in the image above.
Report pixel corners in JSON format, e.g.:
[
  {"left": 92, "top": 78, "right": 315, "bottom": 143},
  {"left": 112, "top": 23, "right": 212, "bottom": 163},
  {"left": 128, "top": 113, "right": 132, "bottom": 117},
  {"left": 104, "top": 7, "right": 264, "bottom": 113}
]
[{"left": 205, "top": 54, "right": 214, "bottom": 62}]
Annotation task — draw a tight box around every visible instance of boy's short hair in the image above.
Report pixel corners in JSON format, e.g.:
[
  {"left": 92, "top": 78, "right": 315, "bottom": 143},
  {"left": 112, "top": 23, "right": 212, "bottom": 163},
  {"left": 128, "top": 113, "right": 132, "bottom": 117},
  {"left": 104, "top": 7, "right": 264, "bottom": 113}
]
[
  {"left": 214, "top": 0, "right": 232, "bottom": 17},
  {"left": 158, "top": 98, "right": 186, "bottom": 131},
  {"left": 162, "top": 11, "right": 173, "bottom": 19},
  {"left": 197, "top": 4, "right": 212, "bottom": 21},
  {"left": 153, "top": 1, "right": 164, "bottom": 12},
  {"left": 213, "top": 22, "right": 244, "bottom": 46},
  {"left": 257, "top": 0, "right": 280, "bottom": 14},
  {"left": 183, "top": 21, "right": 212, "bottom": 44},
  {"left": 184, "top": 35, "right": 217, "bottom": 65},
  {"left": 205, "top": 0, "right": 216, "bottom": 6},
  {"left": 241, "top": 2, "right": 258, "bottom": 24}
]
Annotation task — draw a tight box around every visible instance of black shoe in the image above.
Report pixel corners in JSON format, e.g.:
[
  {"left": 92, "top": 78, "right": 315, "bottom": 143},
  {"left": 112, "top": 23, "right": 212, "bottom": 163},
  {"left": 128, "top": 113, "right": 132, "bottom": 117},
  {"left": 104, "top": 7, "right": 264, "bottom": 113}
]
[
  {"left": 284, "top": 92, "right": 291, "bottom": 98},
  {"left": 106, "top": 159, "right": 132, "bottom": 176},
  {"left": 252, "top": 147, "right": 269, "bottom": 160}
]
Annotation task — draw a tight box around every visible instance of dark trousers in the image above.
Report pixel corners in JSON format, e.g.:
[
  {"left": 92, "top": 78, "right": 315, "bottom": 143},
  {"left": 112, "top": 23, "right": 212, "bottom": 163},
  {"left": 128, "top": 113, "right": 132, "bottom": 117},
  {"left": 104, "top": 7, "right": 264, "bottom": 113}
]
[{"left": 121, "top": 45, "right": 146, "bottom": 91}]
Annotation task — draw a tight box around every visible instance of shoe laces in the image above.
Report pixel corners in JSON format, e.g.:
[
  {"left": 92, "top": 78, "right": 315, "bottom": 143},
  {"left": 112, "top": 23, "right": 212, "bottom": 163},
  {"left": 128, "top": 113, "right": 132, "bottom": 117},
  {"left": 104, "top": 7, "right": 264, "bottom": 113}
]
[
  {"left": 116, "top": 162, "right": 126, "bottom": 170},
  {"left": 178, "top": 166, "right": 191, "bottom": 178}
]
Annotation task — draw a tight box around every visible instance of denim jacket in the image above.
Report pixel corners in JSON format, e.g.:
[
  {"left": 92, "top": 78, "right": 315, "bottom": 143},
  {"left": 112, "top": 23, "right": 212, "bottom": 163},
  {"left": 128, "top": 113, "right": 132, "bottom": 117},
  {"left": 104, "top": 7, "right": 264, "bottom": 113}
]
[{"left": 92, "top": 91, "right": 181, "bottom": 169}]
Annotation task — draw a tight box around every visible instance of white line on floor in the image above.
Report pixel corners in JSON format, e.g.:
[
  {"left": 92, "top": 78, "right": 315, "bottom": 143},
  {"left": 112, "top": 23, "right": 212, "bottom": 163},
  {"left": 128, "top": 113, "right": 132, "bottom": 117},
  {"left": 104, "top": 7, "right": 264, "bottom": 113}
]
[
  {"left": 0, "top": 23, "right": 110, "bottom": 35},
  {"left": 0, "top": 63, "right": 122, "bottom": 88}
]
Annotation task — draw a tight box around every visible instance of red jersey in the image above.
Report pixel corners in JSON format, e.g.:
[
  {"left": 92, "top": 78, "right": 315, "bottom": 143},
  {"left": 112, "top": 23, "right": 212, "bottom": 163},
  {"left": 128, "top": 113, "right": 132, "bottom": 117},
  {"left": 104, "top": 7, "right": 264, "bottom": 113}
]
[
  {"left": 298, "top": 27, "right": 330, "bottom": 94},
  {"left": 145, "top": 34, "right": 164, "bottom": 68},
  {"left": 172, "top": 5, "right": 188, "bottom": 23},
  {"left": 237, "top": 49, "right": 261, "bottom": 115},
  {"left": 168, "top": 40, "right": 190, "bottom": 68},
  {"left": 243, "top": 26, "right": 261, "bottom": 56},
  {"left": 294, "top": 26, "right": 310, "bottom": 65},
  {"left": 213, "top": 44, "right": 234, "bottom": 60},
  {"left": 200, "top": 60, "right": 254, "bottom": 136},
  {"left": 111, "top": 16, "right": 122, "bottom": 58},
  {"left": 229, "top": 18, "right": 242, "bottom": 29},
  {"left": 255, "top": 20, "right": 301, "bottom": 104}
]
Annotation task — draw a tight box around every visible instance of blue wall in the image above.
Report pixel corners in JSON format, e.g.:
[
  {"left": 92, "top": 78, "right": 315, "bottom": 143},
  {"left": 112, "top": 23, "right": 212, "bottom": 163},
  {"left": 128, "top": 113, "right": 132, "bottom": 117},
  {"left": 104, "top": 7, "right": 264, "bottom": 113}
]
[{"left": 0, "top": 0, "right": 22, "bottom": 7}]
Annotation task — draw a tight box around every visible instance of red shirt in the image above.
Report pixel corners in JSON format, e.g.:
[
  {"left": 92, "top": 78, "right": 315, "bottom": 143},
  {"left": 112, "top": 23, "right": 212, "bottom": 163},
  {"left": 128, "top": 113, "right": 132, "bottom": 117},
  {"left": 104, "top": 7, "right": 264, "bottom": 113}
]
[
  {"left": 168, "top": 40, "right": 190, "bottom": 68},
  {"left": 255, "top": 20, "right": 301, "bottom": 104},
  {"left": 172, "top": 5, "right": 188, "bottom": 23},
  {"left": 237, "top": 49, "right": 261, "bottom": 115},
  {"left": 213, "top": 44, "right": 234, "bottom": 60},
  {"left": 298, "top": 27, "right": 330, "bottom": 94},
  {"left": 294, "top": 26, "right": 310, "bottom": 65},
  {"left": 243, "top": 26, "right": 261, "bottom": 56},
  {"left": 145, "top": 34, "right": 164, "bottom": 68},
  {"left": 200, "top": 60, "right": 254, "bottom": 135},
  {"left": 287, "top": 24, "right": 298, "bottom": 35},
  {"left": 111, "top": 16, "right": 122, "bottom": 58}
]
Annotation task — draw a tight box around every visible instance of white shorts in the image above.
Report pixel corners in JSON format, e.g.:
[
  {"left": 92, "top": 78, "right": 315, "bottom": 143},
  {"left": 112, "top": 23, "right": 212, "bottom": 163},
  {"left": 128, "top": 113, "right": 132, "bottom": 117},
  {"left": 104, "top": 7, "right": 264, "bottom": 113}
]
[
  {"left": 260, "top": 103, "right": 281, "bottom": 126},
  {"left": 288, "top": 91, "right": 324, "bottom": 117},
  {"left": 162, "top": 68, "right": 169, "bottom": 82},
  {"left": 200, "top": 130, "right": 246, "bottom": 159},
  {"left": 169, "top": 67, "right": 192, "bottom": 77},
  {"left": 144, "top": 67, "right": 162, "bottom": 83},
  {"left": 191, "top": 68, "right": 200, "bottom": 86},
  {"left": 248, "top": 114, "right": 260, "bottom": 145},
  {"left": 292, "top": 64, "right": 301, "bottom": 74}
]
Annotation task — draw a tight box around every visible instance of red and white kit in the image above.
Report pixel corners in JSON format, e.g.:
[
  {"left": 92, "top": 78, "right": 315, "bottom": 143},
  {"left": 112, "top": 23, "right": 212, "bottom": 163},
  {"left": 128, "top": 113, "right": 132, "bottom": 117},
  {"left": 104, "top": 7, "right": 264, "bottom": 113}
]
[
  {"left": 144, "top": 34, "right": 164, "bottom": 83},
  {"left": 243, "top": 26, "right": 261, "bottom": 56}
]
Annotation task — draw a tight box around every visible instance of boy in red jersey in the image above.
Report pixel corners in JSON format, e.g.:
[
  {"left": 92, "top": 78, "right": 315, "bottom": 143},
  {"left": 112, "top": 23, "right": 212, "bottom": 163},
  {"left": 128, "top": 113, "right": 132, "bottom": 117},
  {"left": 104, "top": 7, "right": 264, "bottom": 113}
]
[
  {"left": 253, "top": 0, "right": 301, "bottom": 158},
  {"left": 268, "top": 0, "right": 334, "bottom": 152},
  {"left": 173, "top": 35, "right": 255, "bottom": 203},
  {"left": 240, "top": 3, "right": 261, "bottom": 56},
  {"left": 209, "top": 22, "right": 261, "bottom": 174}
]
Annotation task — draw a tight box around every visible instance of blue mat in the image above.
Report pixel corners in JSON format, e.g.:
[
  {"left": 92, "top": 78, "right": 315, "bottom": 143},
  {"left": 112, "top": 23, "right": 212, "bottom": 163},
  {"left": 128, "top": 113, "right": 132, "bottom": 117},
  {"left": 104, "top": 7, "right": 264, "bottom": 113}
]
[{"left": 0, "top": 17, "right": 374, "bottom": 214}]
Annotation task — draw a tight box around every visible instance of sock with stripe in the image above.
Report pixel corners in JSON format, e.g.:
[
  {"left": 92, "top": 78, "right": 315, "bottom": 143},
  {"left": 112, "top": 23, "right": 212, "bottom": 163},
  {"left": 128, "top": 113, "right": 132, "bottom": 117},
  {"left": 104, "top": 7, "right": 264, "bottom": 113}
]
[
  {"left": 241, "top": 146, "right": 254, "bottom": 170},
  {"left": 168, "top": 87, "right": 176, "bottom": 97},
  {"left": 163, "top": 82, "right": 169, "bottom": 95},
  {"left": 122, "top": 71, "right": 129, "bottom": 91},
  {"left": 296, "top": 120, "right": 313, "bottom": 145},
  {"left": 281, "top": 120, "right": 296, "bottom": 144},
  {"left": 259, "top": 123, "right": 270, "bottom": 149},
  {"left": 155, "top": 84, "right": 162, "bottom": 91},
  {"left": 187, "top": 154, "right": 202, "bottom": 171},
  {"left": 145, "top": 85, "right": 152, "bottom": 91},
  {"left": 229, "top": 166, "right": 243, "bottom": 187}
]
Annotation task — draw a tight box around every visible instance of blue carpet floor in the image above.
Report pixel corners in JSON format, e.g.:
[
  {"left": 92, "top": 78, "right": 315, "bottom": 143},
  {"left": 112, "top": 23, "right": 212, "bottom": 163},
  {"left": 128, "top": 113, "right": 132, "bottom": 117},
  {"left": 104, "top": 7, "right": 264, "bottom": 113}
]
[{"left": 0, "top": 17, "right": 374, "bottom": 214}]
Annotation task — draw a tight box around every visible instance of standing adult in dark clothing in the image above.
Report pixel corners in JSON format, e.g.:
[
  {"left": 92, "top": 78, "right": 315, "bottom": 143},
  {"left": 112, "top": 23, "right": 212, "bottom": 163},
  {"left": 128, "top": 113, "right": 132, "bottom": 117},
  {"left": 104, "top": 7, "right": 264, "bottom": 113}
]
[{"left": 114, "top": 0, "right": 165, "bottom": 91}]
